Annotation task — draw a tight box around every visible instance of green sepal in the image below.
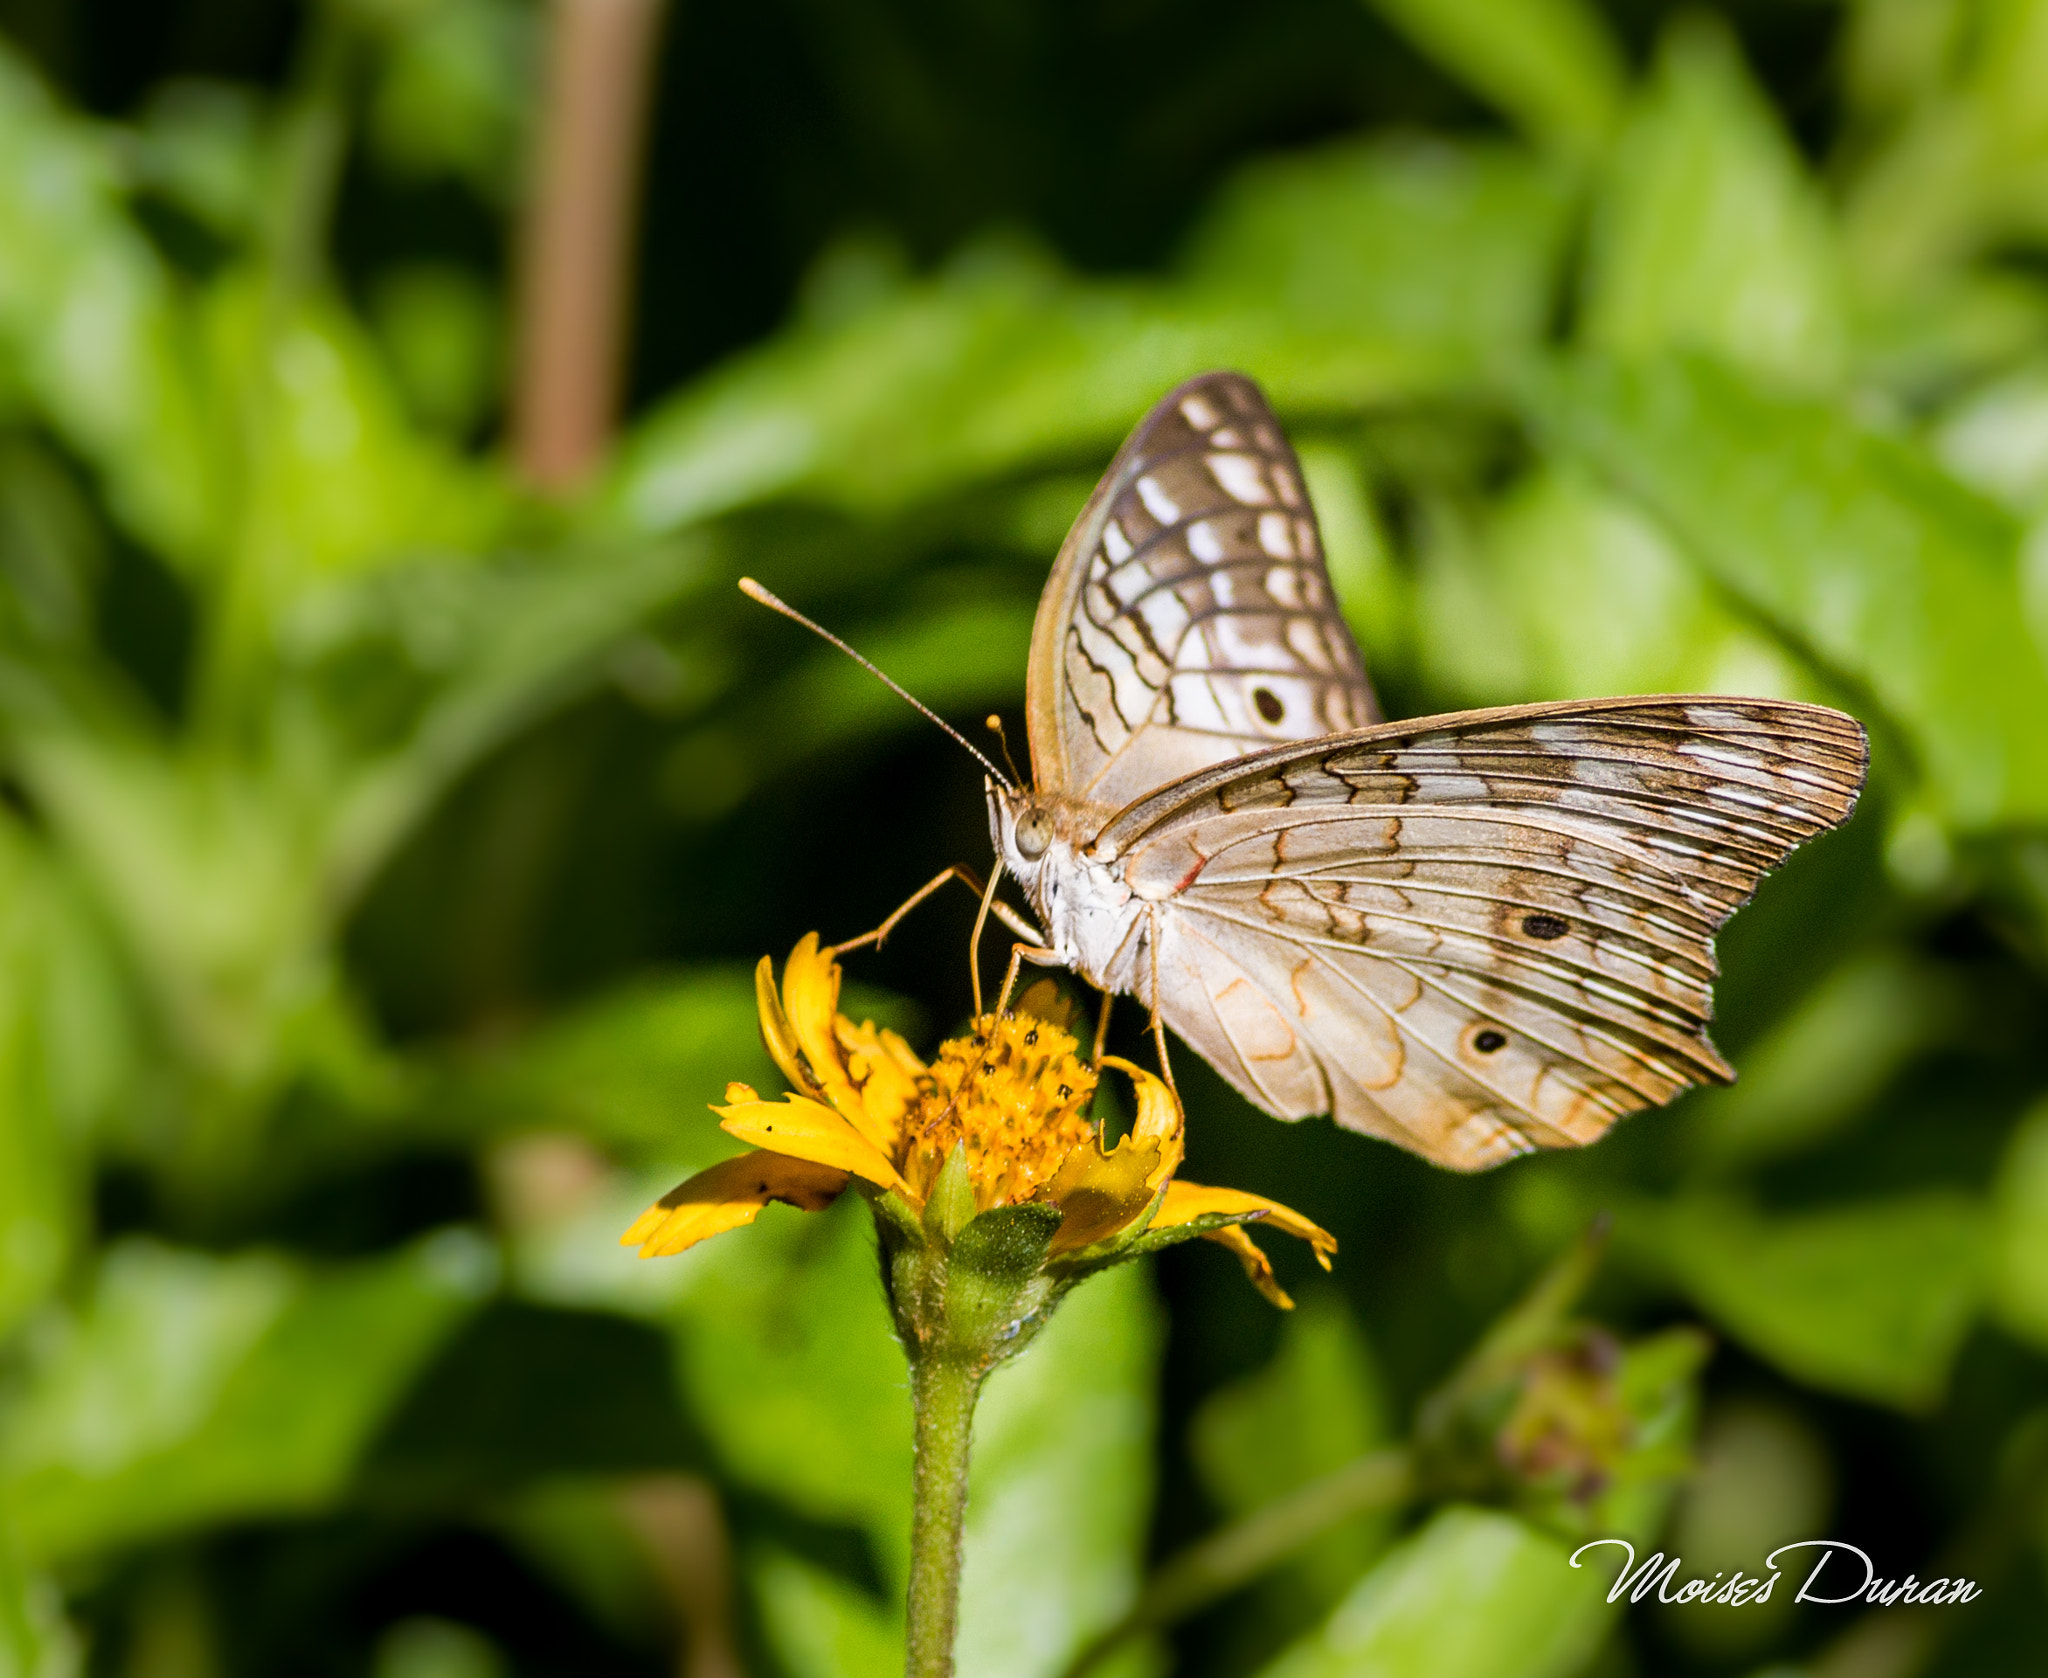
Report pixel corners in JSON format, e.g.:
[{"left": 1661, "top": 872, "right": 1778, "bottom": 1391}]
[
  {"left": 951, "top": 1201, "right": 1064, "bottom": 1291},
  {"left": 922, "top": 1143, "right": 977, "bottom": 1246},
  {"left": 863, "top": 1182, "right": 926, "bottom": 1251},
  {"left": 1055, "top": 1200, "right": 1267, "bottom": 1274}
]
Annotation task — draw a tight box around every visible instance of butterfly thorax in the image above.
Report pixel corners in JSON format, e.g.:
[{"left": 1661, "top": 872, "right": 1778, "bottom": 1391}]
[{"left": 987, "top": 784, "right": 1148, "bottom": 994}]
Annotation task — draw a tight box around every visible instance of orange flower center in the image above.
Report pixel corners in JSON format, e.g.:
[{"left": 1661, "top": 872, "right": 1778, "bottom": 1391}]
[{"left": 902, "top": 1013, "right": 1099, "bottom": 1209}]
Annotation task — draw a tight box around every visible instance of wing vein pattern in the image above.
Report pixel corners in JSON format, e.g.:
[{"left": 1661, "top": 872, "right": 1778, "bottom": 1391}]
[
  {"left": 1109, "top": 695, "right": 1866, "bottom": 1170},
  {"left": 1025, "top": 371, "right": 1381, "bottom": 806}
]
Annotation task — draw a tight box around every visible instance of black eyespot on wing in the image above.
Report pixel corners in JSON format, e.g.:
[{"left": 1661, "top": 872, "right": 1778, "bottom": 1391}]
[
  {"left": 1473, "top": 1030, "right": 1506, "bottom": 1054},
  {"left": 1521, "top": 913, "right": 1569, "bottom": 940},
  {"left": 1253, "top": 687, "right": 1285, "bottom": 724}
]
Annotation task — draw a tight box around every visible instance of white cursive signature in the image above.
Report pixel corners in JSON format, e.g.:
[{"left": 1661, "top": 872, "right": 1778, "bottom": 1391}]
[{"left": 1568, "top": 1538, "right": 1982, "bottom": 1607}]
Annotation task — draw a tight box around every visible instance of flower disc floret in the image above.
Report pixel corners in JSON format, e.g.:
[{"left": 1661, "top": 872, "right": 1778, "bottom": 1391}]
[{"left": 906, "top": 1015, "right": 1098, "bottom": 1208}]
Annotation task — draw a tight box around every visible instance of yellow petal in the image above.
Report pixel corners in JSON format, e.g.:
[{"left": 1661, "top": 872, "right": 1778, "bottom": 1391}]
[
  {"left": 1044, "top": 1135, "right": 1169, "bottom": 1253},
  {"left": 621, "top": 1152, "right": 848, "bottom": 1258},
  {"left": 1100, "top": 1056, "right": 1185, "bottom": 1186},
  {"left": 835, "top": 1016, "right": 925, "bottom": 1153},
  {"left": 755, "top": 955, "right": 809, "bottom": 1091},
  {"left": 1102, "top": 1057, "right": 1184, "bottom": 1143},
  {"left": 717, "top": 1093, "right": 914, "bottom": 1197},
  {"left": 1154, "top": 1180, "right": 1338, "bottom": 1270},
  {"left": 775, "top": 935, "right": 906, "bottom": 1151},
  {"left": 1201, "top": 1223, "right": 1295, "bottom": 1309},
  {"left": 781, "top": 933, "right": 847, "bottom": 1083}
]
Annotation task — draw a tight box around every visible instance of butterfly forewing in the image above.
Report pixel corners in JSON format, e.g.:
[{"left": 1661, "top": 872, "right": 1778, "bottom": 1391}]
[
  {"left": 1099, "top": 697, "right": 1867, "bottom": 1170},
  {"left": 1026, "top": 371, "right": 1381, "bottom": 807}
]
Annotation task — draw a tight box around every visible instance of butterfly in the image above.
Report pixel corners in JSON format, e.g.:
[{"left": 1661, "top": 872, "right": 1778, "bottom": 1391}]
[{"left": 982, "top": 370, "right": 1868, "bottom": 1171}]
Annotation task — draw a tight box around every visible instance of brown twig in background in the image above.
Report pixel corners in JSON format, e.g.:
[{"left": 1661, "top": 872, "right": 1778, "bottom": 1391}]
[
  {"left": 618, "top": 1475, "right": 746, "bottom": 1678},
  {"left": 512, "top": 0, "right": 670, "bottom": 490}
]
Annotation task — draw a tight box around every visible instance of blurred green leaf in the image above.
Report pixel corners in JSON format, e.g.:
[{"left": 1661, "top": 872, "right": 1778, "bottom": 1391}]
[
  {"left": 445, "top": 966, "right": 773, "bottom": 1155},
  {"left": 368, "top": 264, "right": 504, "bottom": 437},
  {"left": 1364, "top": 0, "right": 1627, "bottom": 155},
  {"left": 1857, "top": 266, "right": 2048, "bottom": 400},
  {"left": 1842, "top": 0, "right": 2048, "bottom": 291},
  {"left": 371, "top": 1617, "right": 507, "bottom": 1678},
  {"left": 673, "top": 593, "right": 1037, "bottom": 820},
  {"left": 1297, "top": 444, "right": 1407, "bottom": 690},
  {"left": 4, "top": 703, "right": 384, "bottom": 1099},
  {"left": 366, "top": 0, "right": 536, "bottom": 204},
  {"left": 1932, "top": 357, "right": 2048, "bottom": 513},
  {"left": 0, "top": 532, "right": 712, "bottom": 1107},
  {"left": 2, "top": 1231, "right": 492, "bottom": 1560},
  {"left": 359, "top": 1302, "right": 702, "bottom": 1500},
  {"left": 1840, "top": 0, "right": 1967, "bottom": 124},
  {"left": 0, "top": 817, "right": 131, "bottom": 1336},
  {"left": 200, "top": 274, "right": 506, "bottom": 588},
  {"left": 1250, "top": 1506, "right": 1613, "bottom": 1678},
  {"left": 322, "top": 535, "right": 718, "bottom": 902},
  {"left": 1531, "top": 352, "right": 2048, "bottom": 827},
  {"left": 0, "top": 441, "right": 102, "bottom": 647},
  {"left": 1424, "top": 462, "right": 1813, "bottom": 706},
  {"left": 1181, "top": 139, "right": 1572, "bottom": 354},
  {"left": 956, "top": 1262, "right": 1164, "bottom": 1678},
  {"left": 1190, "top": 1291, "right": 1394, "bottom": 1608},
  {"left": 0, "top": 45, "right": 220, "bottom": 562},
  {"left": 1656, "top": 1398, "right": 1830, "bottom": 1659},
  {"left": 1582, "top": 17, "right": 1846, "bottom": 385},
  {"left": 493, "top": 1479, "right": 671, "bottom": 1647},
  {"left": 127, "top": 80, "right": 266, "bottom": 242},
  {"left": 1991, "top": 1096, "right": 2048, "bottom": 1351},
  {"left": 609, "top": 139, "right": 1572, "bottom": 535},
  {"left": 666, "top": 1197, "right": 914, "bottom": 1584},
  {"left": 1642, "top": 1193, "right": 1986, "bottom": 1410},
  {"left": 0, "top": 1532, "right": 74, "bottom": 1678},
  {"left": 1685, "top": 947, "right": 1961, "bottom": 1172},
  {"left": 749, "top": 1544, "right": 900, "bottom": 1678}
]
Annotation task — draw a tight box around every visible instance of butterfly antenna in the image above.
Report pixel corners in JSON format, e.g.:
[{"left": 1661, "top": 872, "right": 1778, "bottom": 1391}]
[
  {"left": 738, "top": 578, "right": 1016, "bottom": 791},
  {"left": 985, "top": 714, "right": 1026, "bottom": 788}
]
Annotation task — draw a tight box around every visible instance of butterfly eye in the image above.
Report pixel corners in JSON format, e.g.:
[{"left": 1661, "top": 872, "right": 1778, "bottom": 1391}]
[{"left": 1014, "top": 808, "right": 1054, "bottom": 859}]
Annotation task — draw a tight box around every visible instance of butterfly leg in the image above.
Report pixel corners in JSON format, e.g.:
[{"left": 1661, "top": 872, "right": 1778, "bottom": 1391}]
[
  {"left": 831, "top": 866, "right": 1042, "bottom": 965},
  {"left": 992, "top": 939, "right": 1064, "bottom": 1020},
  {"left": 1150, "top": 1013, "right": 1179, "bottom": 1099},
  {"left": 1090, "top": 991, "right": 1114, "bottom": 1068},
  {"left": 1146, "top": 911, "right": 1179, "bottom": 1098}
]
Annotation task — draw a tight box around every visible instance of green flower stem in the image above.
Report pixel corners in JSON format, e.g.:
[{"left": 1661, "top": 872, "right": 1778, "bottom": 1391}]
[
  {"left": 1058, "top": 1448, "right": 1414, "bottom": 1678},
  {"left": 904, "top": 1351, "right": 984, "bottom": 1678}
]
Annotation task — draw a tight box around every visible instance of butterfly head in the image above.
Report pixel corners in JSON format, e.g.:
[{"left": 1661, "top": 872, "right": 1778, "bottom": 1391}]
[{"left": 987, "top": 781, "right": 1072, "bottom": 895}]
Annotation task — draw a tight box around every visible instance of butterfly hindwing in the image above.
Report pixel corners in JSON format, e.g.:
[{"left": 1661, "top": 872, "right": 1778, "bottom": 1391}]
[
  {"left": 1101, "top": 696, "right": 1867, "bottom": 1170},
  {"left": 1025, "top": 371, "right": 1381, "bottom": 808}
]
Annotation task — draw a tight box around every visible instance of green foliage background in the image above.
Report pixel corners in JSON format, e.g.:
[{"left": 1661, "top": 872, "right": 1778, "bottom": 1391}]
[{"left": 2, "top": 1, "right": 2048, "bottom": 1675}]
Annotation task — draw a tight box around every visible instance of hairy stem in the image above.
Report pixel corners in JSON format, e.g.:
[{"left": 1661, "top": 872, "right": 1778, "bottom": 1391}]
[{"left": 904, "top": 1354, "right": 982, "bottom": 1678}]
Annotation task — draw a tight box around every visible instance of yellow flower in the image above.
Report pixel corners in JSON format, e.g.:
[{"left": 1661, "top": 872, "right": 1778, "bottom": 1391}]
[{"left": 623, "top": 934, "right": 1335, "bottom": 1305}]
